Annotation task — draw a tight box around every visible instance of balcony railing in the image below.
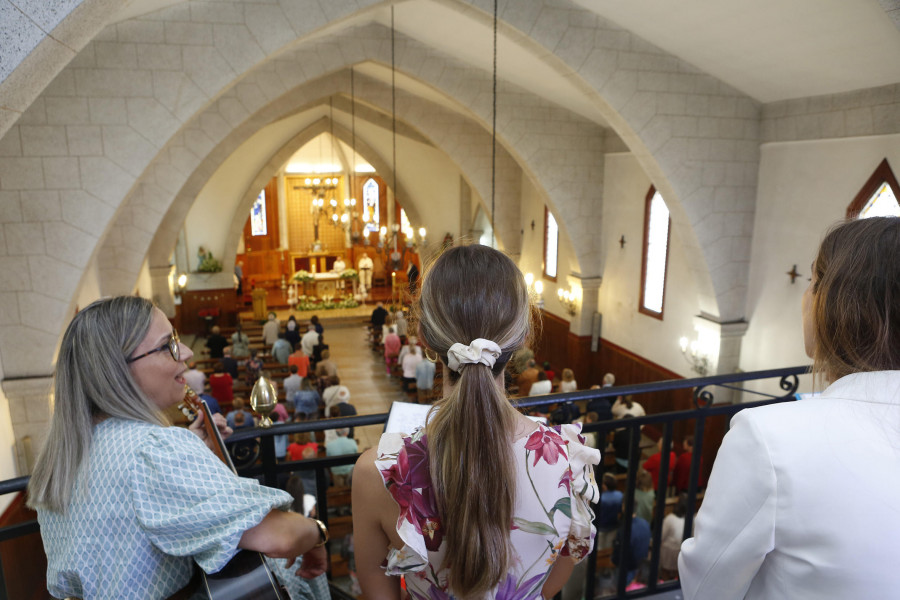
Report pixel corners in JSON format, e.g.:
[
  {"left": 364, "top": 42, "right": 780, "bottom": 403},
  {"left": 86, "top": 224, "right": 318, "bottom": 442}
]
[{"left": 0, "top": 365, "right": 808, "bottom": 600}]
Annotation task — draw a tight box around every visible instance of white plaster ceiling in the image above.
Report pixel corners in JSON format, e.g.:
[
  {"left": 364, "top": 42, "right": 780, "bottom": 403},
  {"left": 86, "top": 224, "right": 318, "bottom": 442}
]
[
  {"left": 113, "top": 0, "right": 900, "bottom": 111},
  {"left": 283, "top": 133, "right": 374, "bottom": 175},
  {"left": 574, "top": 0, "right": 900, "bottom": 102}
]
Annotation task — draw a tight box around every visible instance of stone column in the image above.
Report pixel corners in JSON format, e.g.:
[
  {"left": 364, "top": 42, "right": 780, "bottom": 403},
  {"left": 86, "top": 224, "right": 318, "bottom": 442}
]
[
  {"left": 150, "top": 264, "right": 176, "bottom": 318},
  {"left": 2, "top": 377, "right": 53, "bottom": 476},
  {"left": 570, "top": 274, "right": 603, "bottom": 338},
  {"left": 693, "top": 314, "right": 749, "bottom": 404}
]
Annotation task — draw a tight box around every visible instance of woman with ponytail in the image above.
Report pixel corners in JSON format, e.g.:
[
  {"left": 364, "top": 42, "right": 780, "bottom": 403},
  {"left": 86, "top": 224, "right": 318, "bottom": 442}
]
[{"left": 353, "top": 244, "right": 600, "bottom": 599}]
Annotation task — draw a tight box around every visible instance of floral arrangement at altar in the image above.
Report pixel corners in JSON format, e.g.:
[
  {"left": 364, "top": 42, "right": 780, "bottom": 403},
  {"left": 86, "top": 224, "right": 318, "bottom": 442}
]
[
  {"left": 291, "top": 270, "right": 315, "bottom": 282},
  {"left": 339, "top": 268, "right": 358, "bottom": 280},
  {"left": 293, "top": 295, "right": 360, "bottom": 311}
]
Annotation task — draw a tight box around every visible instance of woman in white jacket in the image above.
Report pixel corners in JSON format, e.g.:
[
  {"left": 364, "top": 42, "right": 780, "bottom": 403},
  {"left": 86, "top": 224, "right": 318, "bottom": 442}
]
[{"left": 679, "top": 217, "right": 900, "bottom": 599}]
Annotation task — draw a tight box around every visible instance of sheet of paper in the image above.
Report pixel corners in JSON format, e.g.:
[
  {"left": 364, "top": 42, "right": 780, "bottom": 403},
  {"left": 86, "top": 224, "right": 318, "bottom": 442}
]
[
  {"left": 384, "top": 402, "right": 547, "bottom": 434},
  {"left": 384, "top": 402, "right": 433, "bottom": 434}
]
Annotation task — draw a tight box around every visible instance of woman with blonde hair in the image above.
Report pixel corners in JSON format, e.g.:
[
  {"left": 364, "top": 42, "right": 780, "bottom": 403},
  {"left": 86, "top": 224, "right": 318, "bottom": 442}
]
[
  {"left": 559, "top": 367, "right": 578, "bottom": 393},
  {"left": 28, "top": 296, "right": 327, "bottom": 599},
  {"left": 353, "top": 244, "right": 600, "bottom": 599},
  {"left": 679, "top": 217, "right": 900, "bottom": 598}
]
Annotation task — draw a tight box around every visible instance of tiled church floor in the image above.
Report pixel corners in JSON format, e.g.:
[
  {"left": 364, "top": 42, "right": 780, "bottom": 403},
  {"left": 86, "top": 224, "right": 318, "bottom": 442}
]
[{"left": 317, "top": 320, "right": 408, "bottom": 452}]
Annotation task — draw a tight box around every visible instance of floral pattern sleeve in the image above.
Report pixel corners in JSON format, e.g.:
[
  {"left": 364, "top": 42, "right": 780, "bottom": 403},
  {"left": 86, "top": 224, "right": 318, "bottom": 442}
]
[{"left": 557, "top": 424, "right": 601, "bottom": 562}]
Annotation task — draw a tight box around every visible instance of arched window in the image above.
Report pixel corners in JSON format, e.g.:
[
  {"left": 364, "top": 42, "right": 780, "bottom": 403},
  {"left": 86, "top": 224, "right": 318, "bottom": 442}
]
[
  {"left": 362, "top": 178, "right": 379, "bottom": 232},
  {"left": 639, "top": 186, "right": 670, "bottom": 319},
  {"left": 847, "top": 159, "right": 900, "bottom": 219}
]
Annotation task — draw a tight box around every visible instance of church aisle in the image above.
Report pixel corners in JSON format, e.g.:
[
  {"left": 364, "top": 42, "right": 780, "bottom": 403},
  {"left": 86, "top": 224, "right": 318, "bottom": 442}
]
[{"left": 321, "top": 321, "right": 406, "bottom": 452}]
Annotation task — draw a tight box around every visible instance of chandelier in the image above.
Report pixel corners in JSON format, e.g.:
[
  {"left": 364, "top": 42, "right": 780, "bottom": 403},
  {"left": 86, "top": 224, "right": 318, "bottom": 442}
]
[{"left": 303, "top": 176, "right": 356, "bottom": 240}]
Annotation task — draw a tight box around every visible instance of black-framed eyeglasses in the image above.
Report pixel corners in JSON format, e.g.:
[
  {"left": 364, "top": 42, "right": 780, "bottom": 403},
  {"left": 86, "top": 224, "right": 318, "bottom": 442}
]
[{"left": 126, "top": 329, "right": 181, "bottom": 364}]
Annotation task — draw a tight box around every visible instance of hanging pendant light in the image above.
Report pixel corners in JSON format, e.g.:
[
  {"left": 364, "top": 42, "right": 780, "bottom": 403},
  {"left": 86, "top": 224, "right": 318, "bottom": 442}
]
[
  {"left": 490, "top": 0, "right": 498, "bottom": 249},
  {"left": 391, "top": 4, "right": 399, "bottom": 252}
]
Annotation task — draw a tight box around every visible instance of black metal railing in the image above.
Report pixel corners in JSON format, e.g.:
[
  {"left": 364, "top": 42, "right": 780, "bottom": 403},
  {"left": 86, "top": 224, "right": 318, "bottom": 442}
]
[{"left": 0, "top": 365, "right": 808, "bottom": 600}]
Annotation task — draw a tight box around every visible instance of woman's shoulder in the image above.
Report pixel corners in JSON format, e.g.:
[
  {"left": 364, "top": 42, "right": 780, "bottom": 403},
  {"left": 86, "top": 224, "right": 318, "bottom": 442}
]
[{"left": 98, "top": 419, "right": 204, "bottom": 457}]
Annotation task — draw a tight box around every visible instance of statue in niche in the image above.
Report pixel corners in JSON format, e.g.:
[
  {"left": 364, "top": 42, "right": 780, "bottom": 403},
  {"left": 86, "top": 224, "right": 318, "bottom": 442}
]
[{"left": 196, "top": 246, "right": 208, "bottom": 271}]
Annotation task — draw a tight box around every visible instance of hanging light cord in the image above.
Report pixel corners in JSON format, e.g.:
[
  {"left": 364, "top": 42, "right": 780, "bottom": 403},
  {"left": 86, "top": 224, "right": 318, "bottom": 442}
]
[
  {"left": 351, "top": 67, "right": 356, "bottom": 201},
  {"left": 391, "top": 5, "right": 397, "bottom": 207},
  {"left": 491, "top": 0, "right": 498, "bottom": 248}
]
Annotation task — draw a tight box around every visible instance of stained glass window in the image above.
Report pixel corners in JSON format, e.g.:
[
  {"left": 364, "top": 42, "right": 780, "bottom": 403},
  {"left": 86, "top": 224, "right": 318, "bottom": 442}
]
[
  {"left": 640, "top": 188, "right": 670, "bottom": 318},
  {"left": 847, "top": 159, "right": 900, "bottom": 219},
  {"left": 250, "top": 189, "right": 267, "bottom": 236},
  {"left": 859, "top": 182, "right": 900, "bottom": 218},
  {"left": 363, "top": 178, "right": 379, "bottom": 233}
]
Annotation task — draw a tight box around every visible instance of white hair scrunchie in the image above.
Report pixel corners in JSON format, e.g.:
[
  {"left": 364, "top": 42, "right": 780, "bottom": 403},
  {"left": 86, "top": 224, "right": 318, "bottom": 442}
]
[{"left": 446, "top": 338, "right": 503, "bottom": 373}]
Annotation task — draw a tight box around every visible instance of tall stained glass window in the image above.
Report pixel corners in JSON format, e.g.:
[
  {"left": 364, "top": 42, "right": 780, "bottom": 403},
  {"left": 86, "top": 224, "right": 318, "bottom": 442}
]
[
  {"left": 640, "top": 187, "right": 670, "bottom": 319},
  {"left": 363, "top": 178, "right": 379, "bottom": 233},
  {"left": 250, "top": 189, "right": 267, "bottom": 236}
]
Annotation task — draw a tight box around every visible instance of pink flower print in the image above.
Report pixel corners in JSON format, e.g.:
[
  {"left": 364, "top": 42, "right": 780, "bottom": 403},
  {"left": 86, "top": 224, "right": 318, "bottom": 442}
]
[
  {"left": 558, "top": 467, "right": 574, "bottom": 494},
  {"left": 380, "top": 436, "right": 438, "bottom": 535},
  {"left": 525, "top": 427, "right": 568, "bottom": 466}
]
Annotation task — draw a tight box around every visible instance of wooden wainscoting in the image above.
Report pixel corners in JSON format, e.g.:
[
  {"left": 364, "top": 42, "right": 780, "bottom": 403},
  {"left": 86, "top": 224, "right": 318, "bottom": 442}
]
[
  {"left": 532, "top": 309, "right": 719, "bottom": 482},
  {"left": 0, "top": 493, "right": 49, "bottom": 599},
  {"left": 176, "top": 289, "right": 238, "bottom": 336}
]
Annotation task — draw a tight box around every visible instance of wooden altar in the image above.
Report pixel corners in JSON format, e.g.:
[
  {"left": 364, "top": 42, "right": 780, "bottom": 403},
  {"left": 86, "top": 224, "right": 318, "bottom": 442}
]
[{"left": 312, "top": 273, "right": 340, "bottom": 298}]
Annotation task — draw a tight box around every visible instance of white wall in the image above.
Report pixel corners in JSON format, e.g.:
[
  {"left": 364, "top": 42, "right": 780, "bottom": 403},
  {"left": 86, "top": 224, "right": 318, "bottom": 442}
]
[
  {"left": 392, "top": 137, "right": 461, "bottom": 242},
  {"left": 518, "top": 171, "right": 579, "bottom": 320},
  {"left": 0, "top": 361, "right": 18, "bottom": 515},
  {"left": 598, "top": 153, "right": 706, "bottom": 378},
  {"left": 741, "top": 133, "right": 900, "bottom": 396}
]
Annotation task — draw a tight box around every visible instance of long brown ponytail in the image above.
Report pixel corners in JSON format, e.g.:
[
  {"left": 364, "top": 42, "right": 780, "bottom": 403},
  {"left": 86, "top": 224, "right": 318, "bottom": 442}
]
[{"left": 416, "top": 244, "right": 532, "bottom": 597}]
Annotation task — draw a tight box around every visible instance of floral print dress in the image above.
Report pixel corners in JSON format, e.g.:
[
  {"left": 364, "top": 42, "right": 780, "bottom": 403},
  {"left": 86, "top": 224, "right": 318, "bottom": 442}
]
[{"left": 376, "top": 423, "right": 600, "bottom": 600}]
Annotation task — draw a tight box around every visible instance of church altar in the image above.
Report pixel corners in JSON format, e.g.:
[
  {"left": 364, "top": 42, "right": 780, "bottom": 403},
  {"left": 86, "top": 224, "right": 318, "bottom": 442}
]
[{"left": 312, "top": 272, "right": 340, "bottom": 298}]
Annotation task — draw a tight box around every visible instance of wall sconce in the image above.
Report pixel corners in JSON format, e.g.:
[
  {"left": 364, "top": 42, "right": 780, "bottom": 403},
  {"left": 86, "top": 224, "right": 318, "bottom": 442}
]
[
  {"left": 679, "top": 335, "right": 711, "bottom": 376},
  {"left": 173, "top": 273, "right": 188, "bottom": 305},
  {"left": 524, "top": 273, "right": 544, "bottom": 309},
  {"left": 557, "top": 287, "right": 578, "bottom": 316},
  {"left": 418, "top": 227, "right": 427, "bottom": 246}
]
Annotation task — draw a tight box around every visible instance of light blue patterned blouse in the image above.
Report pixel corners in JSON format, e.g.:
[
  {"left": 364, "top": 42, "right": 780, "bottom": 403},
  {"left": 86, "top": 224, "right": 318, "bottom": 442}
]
[{"left": 37, "top": 418, "right": 293, "bottom": 600}]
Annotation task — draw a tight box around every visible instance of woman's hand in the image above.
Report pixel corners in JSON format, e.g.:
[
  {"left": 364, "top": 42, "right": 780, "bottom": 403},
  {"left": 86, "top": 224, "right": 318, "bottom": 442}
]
[
  {"left": 293, "top": 545, "right": 327, "bottom": 578},
  {"left": 188, "top": 408, "right": 233, "bottom": 451}
]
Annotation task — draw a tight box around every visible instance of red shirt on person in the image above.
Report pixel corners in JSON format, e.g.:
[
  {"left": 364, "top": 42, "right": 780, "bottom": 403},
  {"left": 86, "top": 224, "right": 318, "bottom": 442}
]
[
  {"left": 643, "top": 451, "right": 677, "bottom": 490},
  {"left": 287, "top": 441, "right": 318, "bottom": 462},
  {"left": 674, "top": 451, "right": 706, "bottom": 492},
  {"left": 208, "top": 372, "right": 233, "bottom": 406}
]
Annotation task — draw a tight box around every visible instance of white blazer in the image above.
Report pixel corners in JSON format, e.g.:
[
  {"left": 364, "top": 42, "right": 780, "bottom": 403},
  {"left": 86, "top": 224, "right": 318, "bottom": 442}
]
[{"left": 678, "top": 371, "right": 900, "bottom": 599}]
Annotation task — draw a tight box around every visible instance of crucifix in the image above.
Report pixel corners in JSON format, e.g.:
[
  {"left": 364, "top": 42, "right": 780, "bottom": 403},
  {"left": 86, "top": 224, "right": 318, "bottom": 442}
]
[{"left": 786, "top": 264, "right": 801, "bottom": 284}]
